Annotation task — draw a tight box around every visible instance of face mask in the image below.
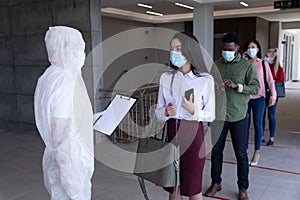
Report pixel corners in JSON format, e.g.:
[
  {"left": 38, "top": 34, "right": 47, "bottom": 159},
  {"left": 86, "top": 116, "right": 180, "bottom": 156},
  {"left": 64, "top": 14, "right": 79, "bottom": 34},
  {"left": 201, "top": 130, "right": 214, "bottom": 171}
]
[
  {"left": 247, "top": 48, "right": 258, "bottom": 58},
  {"left": 263, "top": 57, "right": 270, "bottom": 63},
  {"left": 170, "top": 51, "right": 187, "bottom": 68},
  {"left": 222, "top": 51, "right": 236, "bottom": 62}
]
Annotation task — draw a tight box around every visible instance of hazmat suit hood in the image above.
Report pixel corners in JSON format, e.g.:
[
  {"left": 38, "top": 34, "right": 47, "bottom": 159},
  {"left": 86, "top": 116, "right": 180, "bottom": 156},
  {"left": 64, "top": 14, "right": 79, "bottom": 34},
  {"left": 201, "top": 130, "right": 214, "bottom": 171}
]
[
  {"left": 34, "top": 26, "right": 94, "bottom": 200},
  {"left": 45, "top": 26, "right": 85, "bottom": 71}
]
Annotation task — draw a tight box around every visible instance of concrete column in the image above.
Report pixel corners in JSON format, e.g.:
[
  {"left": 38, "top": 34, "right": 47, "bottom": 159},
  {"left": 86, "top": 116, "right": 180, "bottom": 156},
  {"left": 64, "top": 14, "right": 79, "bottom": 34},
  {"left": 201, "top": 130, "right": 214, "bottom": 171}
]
[
  {"left": 270, "top": 22, "right": 280, "bottom": 49},
  {"left": 193, "top": 4, "right": 214, "bottom": 58},
  {"left": 83, "top": 0, "right": 103, "bottom": 111},
  {"left": 0, "top": 0, "right": 103, "bottom": 133}
]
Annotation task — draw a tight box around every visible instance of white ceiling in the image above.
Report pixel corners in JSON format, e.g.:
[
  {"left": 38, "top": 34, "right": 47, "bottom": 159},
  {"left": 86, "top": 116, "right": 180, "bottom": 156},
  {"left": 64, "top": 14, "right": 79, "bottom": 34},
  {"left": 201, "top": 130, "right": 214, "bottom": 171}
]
[{"left": 101, "top": 0, "right": 300, "bottom": 23}]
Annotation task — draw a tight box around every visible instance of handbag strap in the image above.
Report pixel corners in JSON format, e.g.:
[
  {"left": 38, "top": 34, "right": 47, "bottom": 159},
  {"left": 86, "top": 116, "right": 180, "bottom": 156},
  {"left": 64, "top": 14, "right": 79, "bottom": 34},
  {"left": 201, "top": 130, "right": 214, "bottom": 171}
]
[
  {"left": 262, "top": 60, "right": 268, "bottom": 90},
  {"left": 138, "top": 177, "right": 150, "bottom": 200},
  {"left": 138, "top": 174, "right": 179, "bottom": 200},
  {"left": 173, "top": 159, "right": 179, "bottom": 200},
  {"left": 162, "top": 121, "right": 168, "bottom": 143},
  {"left": 169, "top": 120, "right": 180, "bottom": 200}
]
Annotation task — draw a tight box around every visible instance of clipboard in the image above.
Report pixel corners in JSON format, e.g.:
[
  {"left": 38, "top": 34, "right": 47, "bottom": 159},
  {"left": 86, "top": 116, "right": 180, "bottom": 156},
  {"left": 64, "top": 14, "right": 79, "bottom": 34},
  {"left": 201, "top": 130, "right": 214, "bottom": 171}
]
[{"left": 93, "top": 94, "right": 137, "bottom": 136}]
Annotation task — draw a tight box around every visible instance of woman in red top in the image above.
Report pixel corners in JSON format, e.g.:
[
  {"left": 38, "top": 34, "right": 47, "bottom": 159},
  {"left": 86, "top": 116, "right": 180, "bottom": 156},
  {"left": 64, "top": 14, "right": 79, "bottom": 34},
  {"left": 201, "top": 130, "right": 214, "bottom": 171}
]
[{"left": 262, "top": 48, "right": 285, "bottom": 146}]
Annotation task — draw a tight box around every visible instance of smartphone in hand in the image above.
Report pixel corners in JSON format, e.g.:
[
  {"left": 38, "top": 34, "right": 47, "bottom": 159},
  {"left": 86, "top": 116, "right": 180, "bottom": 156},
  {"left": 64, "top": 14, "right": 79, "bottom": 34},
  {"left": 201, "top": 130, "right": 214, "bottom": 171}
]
[{"left": 184, "top": 88, "right": 194, "bottom": 103}]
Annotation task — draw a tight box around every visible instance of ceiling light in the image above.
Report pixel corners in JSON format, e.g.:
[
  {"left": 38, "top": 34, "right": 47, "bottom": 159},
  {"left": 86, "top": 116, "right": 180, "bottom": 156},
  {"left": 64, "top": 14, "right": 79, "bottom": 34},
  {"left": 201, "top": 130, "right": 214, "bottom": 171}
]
[
  {"left": 175, "top": 2, "right": 194, "bottom": 10},
  {"left": 137, "top": 3, "right": 152, "bottom": 9},
  {"left": 240, "top": 2, "right": 249, "bottom": 7},
  {"left": 146, "top": 11, "right": 163, "bottom": 16}
]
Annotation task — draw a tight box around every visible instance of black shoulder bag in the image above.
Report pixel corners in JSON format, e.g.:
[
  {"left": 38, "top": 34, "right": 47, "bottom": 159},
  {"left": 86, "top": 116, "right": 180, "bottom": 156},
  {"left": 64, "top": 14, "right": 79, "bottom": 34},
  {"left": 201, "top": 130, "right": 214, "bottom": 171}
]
[
  {"left": 262, "top": 61, "right": 271, "bottom": 106},
  {"left": 134, "top": 122, "right": 180, "bottom": 200}
]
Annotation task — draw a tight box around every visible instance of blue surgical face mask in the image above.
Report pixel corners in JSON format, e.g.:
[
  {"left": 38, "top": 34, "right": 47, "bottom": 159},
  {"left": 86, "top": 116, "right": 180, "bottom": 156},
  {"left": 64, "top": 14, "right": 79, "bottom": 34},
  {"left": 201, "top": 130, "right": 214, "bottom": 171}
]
[
  {"left": 247, "top": 48, "right": 258, "bottom": 58},
  {"left": 222, "top": 51, "right": 236, "bottom": 62},
  {"left": 263, "top": 57, "right": 270, "bottom": 63},
  {"left": 170, "top": 51, "right": 187, "bottom": 68}
]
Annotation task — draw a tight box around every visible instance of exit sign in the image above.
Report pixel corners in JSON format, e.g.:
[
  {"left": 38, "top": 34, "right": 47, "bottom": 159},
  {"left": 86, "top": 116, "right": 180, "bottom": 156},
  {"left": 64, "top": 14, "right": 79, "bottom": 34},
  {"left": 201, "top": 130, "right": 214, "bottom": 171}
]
[{"left": 274, "top": 0, "right": 300, "bottom": 9}]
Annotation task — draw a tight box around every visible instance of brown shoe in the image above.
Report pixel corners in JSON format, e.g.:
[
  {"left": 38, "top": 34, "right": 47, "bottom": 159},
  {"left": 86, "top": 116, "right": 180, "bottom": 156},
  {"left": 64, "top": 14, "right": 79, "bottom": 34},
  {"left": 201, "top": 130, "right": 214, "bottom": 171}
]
[
  {"left": 204, "top": 183, "right": 221, "bottom": 197},
  {"left": 239, "top": 189, "right": 249, "bottom": 200}
]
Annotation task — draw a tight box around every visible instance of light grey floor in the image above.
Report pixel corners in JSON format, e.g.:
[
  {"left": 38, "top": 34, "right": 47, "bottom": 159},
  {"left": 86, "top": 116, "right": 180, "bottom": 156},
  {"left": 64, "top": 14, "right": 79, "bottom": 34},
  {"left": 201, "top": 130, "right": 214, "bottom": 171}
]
[{"left": 0, "top": 82, "right": 299, "bottom": 200}]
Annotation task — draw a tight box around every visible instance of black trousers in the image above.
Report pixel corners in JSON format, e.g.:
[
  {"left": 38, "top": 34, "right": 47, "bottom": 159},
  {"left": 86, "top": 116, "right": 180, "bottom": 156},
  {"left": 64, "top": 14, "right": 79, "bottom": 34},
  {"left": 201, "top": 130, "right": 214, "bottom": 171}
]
[{"left": 210, "top": 117, "right": 249, "bottom": 190}]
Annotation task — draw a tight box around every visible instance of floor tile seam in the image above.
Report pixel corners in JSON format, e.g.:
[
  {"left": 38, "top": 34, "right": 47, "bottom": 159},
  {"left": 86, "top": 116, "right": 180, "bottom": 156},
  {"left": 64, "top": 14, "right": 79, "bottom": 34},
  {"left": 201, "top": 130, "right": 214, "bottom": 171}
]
[
  {"left": 258, "top": 181, "right": 271, "bottom": 200},
  {"left": 226, "top": 139, "right": 300, "bottom": 151},
  {"left": 205, "top": 158, "right": 300, "bottom": 176}
]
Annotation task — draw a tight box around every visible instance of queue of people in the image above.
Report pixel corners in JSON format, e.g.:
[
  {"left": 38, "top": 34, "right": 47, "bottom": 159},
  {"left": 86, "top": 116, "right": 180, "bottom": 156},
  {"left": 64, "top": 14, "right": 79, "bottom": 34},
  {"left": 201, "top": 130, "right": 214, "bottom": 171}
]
[
  {"left": 156, "top": 32, "right": 284, "bottom": 200},
  {"left": 34, "top": 27, "right": 284, "bottom": 200},
  {"left": 204, "top": 33, "right": 259, "bottom": 200}
]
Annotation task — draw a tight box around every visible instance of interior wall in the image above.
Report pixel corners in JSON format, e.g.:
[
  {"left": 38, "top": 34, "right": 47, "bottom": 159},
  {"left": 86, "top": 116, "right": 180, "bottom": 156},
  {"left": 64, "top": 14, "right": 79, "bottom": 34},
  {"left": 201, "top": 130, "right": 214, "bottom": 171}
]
[
  {"left": 0, "top": 0, "right": 102, "bottom": 133},
  {"left": 282, "top": 21, "right": 300, "bottom": 29},
  {"left": 101, "top": 17, "right": 154, "bottom": 40},
  {"left": 155, "top": 22, "right": 185, "bottom": 32},
  {"left": 101, "top": 17, "right": 184, "bottom": 89},
  {"left": 256, "top": 17, "right": 270, "bottom": 56},
  {"left": 269, "top": 22, "right": 281, "bottom": 49},
  {"left": 214, "top": 17, "right": 257, "bottom": 51}
]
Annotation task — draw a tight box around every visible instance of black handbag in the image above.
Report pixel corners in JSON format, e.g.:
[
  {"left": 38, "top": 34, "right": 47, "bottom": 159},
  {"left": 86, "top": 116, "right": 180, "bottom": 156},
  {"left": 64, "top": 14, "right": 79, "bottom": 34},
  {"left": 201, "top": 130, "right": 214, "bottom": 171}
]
[
  {"left": 275, "top": 82, "right": 286, "bottom": 98},
  {"left": 134, "top": 122, "right": 180, "bottom": 200},
  {"left": 262, "top": 61, "right": 271, "bottom": 105}
]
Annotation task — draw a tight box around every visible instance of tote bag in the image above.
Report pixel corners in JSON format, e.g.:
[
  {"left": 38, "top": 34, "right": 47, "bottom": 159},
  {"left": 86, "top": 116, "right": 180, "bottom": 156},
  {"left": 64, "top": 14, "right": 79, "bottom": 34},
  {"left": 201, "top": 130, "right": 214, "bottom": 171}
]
[
  {"left": 275, "top": 82, "right": 286, "bottom": 98},
  {"left": 134, "top": 122, "right": 179, "bottom": 200}
]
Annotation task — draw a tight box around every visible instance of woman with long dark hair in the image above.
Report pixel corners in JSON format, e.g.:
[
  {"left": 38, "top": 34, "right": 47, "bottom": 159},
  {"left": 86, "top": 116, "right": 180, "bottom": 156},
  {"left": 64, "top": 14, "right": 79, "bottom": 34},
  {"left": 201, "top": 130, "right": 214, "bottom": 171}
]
[
  {"left": 156, "top": 32, "right": 215, "bottom": 200},
  {"left": 243, "top": 40, "right": 276, "bottom": 166}
]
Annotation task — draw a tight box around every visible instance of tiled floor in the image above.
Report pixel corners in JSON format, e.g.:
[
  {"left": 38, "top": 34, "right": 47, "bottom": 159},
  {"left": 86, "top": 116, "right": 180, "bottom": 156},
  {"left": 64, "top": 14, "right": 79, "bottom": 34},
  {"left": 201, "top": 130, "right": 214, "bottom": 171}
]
[{"left": 0, "top": 82, "right": 299, "bottom": 200}]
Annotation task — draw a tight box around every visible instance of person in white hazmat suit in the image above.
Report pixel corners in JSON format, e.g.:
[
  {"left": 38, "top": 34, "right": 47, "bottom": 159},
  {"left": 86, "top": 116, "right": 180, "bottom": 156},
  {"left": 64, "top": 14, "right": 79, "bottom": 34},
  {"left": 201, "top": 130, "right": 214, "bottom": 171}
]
[{"left": 34, "top": 26, "right": 94, "bottom": 200}]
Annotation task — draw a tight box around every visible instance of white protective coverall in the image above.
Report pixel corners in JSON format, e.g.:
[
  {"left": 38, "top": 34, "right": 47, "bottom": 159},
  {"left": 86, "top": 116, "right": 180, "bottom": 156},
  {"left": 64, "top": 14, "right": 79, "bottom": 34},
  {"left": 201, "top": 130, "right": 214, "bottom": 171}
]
[{"left": 34, "top": 26, "right": 94, "bottom": 200}]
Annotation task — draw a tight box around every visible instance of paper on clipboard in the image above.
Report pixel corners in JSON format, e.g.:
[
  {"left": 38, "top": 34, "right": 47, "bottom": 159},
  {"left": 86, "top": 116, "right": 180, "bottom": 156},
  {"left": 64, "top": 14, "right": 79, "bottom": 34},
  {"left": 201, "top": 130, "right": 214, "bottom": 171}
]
[{"left": 93, "top": 94, "right": 137, "bottom": 136}]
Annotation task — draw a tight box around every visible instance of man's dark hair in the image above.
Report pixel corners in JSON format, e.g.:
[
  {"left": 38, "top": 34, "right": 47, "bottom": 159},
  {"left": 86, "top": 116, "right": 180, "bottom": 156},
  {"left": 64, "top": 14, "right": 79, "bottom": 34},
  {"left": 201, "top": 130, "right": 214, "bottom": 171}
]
[{"left": 222, "top": 32, "right": 240, "bottom": 46}]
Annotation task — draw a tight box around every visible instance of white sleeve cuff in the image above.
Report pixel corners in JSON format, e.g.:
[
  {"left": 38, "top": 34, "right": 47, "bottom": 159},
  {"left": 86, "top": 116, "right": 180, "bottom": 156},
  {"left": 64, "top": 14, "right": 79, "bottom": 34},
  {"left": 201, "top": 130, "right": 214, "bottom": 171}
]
[
  {"left": 237, "top": 84, "right": 243, "bottom": 93},
  {"left": 155, "top": 107, "right": 169, "bottom": 121}
]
